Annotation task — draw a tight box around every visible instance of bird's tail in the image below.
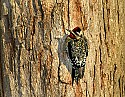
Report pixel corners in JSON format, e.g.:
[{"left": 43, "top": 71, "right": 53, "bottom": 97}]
[
  {"left": 79, "top": 65, "right": 85, "bottom": 78},
  {"left": 72, "top": 66, "right": 85, "bottom": 85},
  {"left": 72, "top": 67, "right": 79, "bottom": 85}
]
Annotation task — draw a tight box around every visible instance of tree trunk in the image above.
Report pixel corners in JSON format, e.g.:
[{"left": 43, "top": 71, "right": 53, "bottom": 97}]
[{"left": 0, "top": 0, "right": 125, "bottom": 97}]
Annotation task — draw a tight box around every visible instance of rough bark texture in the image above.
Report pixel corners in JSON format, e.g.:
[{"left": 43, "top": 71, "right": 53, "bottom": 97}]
[{"left": 0, "top": 0, "right": 125, "bottom": 97}]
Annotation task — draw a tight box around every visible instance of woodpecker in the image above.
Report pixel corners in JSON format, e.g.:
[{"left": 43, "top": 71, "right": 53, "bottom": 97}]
[{"left": 65, "top": 27, "right": 88, "bottom": 85}]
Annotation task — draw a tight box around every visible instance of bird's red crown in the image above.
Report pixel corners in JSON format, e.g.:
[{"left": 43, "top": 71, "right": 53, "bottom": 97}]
[{"left": 72, "top": 27, "right": 81, "bottom": 32}]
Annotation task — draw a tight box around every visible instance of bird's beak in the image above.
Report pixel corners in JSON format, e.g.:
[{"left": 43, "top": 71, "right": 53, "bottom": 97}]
[
  {"left": 66, "top": 29, "right": 72, "bottom": 34},
  {"left": 66, "top": 29, "right": 76, "bottom": 35}
]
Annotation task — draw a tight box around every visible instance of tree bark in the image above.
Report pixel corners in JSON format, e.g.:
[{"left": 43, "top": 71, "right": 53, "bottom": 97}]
[{"left": 0, "top": 0, "right": 125, "bottom": 97}]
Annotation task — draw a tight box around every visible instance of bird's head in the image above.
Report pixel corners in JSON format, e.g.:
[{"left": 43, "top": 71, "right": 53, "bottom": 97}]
[{"left": 66, "top": 27, "right": 83, "bottom": 39}]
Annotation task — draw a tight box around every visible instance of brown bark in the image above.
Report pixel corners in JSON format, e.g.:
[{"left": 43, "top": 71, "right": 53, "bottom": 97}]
[{"left": 0, "top": 0, "right": 125, "bottom": 97}]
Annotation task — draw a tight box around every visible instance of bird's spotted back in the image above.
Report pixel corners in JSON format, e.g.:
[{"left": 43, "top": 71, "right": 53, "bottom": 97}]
[{"left": 67, "top": 36, "right": 88, "bottom": 85}]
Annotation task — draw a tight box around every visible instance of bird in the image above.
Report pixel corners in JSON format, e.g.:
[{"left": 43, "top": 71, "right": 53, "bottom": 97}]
[{"left": 65, "top": 27, "right": 88, "bottom": 85}]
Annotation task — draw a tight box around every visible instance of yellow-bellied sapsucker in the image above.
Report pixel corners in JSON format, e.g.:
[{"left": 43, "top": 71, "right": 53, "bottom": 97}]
[{"left": 65, "top": 27, "right": 88, "bottom": 85}]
